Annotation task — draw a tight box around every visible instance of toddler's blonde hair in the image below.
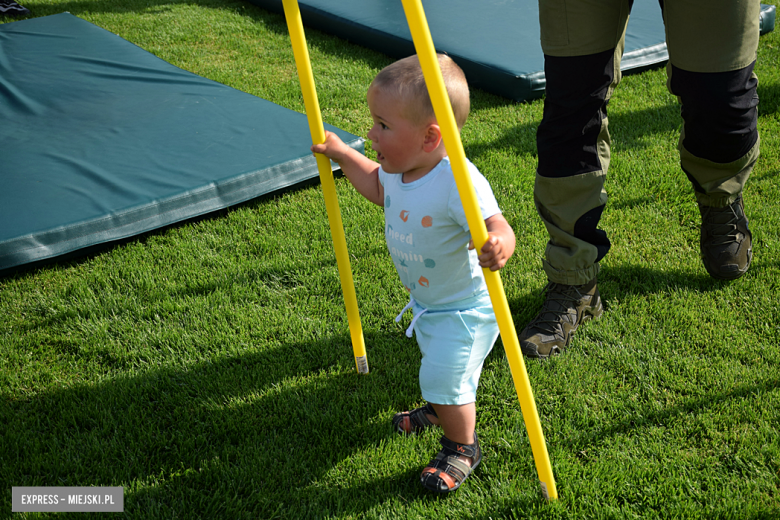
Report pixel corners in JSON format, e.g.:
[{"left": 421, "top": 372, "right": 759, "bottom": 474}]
[{"left": 370, "top": 54, "right": 470, "bottom": 129}]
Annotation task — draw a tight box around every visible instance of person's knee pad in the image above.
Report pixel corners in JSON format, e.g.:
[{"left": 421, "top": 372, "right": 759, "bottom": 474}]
[
  {"left": 670, "top": 63, "right": 759, "bottom": 164},
  {"left": 537, "top": 49, "right": 616, "bottom": 179}
]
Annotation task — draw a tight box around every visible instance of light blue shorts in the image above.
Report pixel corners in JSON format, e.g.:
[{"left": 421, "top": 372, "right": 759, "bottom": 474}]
[{"left": 405, "top": 293, "right": 499, "bottom": 406}]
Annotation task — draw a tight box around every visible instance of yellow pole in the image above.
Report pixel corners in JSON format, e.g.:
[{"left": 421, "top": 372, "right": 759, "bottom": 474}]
[
  {"left": 400, "top": 0, "right": 558, "bottom": 500},
  {"left": 281, "top": 0, "right": 369, "bottom": 374}
]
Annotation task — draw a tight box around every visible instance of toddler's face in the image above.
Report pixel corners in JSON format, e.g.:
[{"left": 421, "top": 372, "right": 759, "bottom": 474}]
[{"left": 366, "top": 86, "right": 427, "bottom": 175}]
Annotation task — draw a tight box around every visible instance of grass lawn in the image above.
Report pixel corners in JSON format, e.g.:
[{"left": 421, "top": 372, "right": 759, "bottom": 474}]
[{"left": 2, "top": 1, "right": 779, "bottom": 518}]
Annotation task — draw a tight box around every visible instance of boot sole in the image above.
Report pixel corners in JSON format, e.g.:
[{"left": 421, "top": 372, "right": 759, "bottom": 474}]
[{"left": 704, "top": 246, "right": 752, "bottom": 280}]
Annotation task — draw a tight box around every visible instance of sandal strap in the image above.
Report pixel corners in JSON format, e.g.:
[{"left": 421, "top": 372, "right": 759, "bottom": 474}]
[
  {"left": 392, "top": 402, "right": 438, "bottom": 434},
  {"left": 409, "top": 406, "right": 436, "bottom": 428},
  {"left": 421, "top": 466, "right": 458, "bottom": 489},
  {"left": 440, "top": 432, "right": 479, "bottom": 459},
  {"left": 432, "top": 451, "right": 472, "bottom": 478},
  {"left": 420, "top": 434, "right": 481, "bottom": 493}
]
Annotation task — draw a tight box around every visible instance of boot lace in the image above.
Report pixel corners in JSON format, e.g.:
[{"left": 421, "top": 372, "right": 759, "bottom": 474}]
[
  {"left": 701, "top": 202, "right": 742, "bottom": 247},
  {"left": 529, "top": 282, "right": 585, "bottom": 335}
]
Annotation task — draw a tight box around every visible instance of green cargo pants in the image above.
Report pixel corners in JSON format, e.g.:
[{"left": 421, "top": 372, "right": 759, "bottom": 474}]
[{"left": 535, "top": 0, "right": 761, "bottom": 285}]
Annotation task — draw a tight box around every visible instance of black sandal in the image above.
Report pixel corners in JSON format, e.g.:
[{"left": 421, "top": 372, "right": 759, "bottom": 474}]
[
  {"left": 391, "top": 403, "right": 438, "bottom": 435},
  {"left": 420, "top": 433, "right": 481, "bottom": 493}
]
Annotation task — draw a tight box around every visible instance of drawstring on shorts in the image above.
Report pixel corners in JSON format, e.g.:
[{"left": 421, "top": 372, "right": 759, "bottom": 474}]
[{"left": 395, "top": 296, "right": 428, "bottom": 338}]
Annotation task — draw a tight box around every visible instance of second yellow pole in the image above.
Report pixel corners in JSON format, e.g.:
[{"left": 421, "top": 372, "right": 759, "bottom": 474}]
[
  {"left": 401, "top": 0, "right": 558, "bottom": 500},
  {"left": 281, "top": 0, "right": 369, "bottom": 374}
]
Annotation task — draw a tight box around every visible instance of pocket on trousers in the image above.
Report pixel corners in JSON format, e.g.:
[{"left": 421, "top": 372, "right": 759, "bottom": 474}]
[{"left": 539, "top": 0, "right": 569, "bottom": 49}]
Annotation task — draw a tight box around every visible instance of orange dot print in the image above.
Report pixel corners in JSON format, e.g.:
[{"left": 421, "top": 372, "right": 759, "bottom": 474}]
[{"left": 421, "top": 216, "right": 433, "bottom": 228}]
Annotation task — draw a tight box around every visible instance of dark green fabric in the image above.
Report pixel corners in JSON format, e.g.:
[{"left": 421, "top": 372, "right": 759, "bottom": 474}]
[{"left": 0, "top": 13, "right": 364, "bottom": 271}]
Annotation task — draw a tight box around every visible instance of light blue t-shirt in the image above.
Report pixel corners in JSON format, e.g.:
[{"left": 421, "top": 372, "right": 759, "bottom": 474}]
[{"left": 378, "top": 156, "right": 501, "bottom": 308}]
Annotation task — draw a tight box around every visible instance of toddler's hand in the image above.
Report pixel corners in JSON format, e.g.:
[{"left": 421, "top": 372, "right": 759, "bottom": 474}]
[
  {"left": 469, "top": 235, "right": 511, "bottom": 271},
  {"left": 468, "top": 214, "right": 515, "bottom": 271},
  {"left": 311, "top": 131, "right": 349, "bottom": 163}
]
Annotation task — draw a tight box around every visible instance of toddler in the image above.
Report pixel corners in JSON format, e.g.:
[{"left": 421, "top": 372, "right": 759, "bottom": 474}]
[{"left": 312, "top": 54, "right": 515, "bottom": 493}]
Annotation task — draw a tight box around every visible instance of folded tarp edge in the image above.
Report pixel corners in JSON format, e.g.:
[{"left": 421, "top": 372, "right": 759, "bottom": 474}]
[
  {"left": 760, "top": 3, "right": 776, "bottom": 35},
  {"left": 0, "top": 138, "right": 365, "bottom": 271},
  {"left": 621, "top": 42, "right": 669, "bottom": 72}
]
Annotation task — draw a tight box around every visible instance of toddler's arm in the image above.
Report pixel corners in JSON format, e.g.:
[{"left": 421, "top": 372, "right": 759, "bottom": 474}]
[
  {"left": 470, "top": 214, "right": 516, "bottom": 271},
  {"left": 311, "top": 131, "right": 384, "bottom": 206}
]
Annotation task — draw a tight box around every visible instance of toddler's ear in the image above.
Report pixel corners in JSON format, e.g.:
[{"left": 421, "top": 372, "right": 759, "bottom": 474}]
[{"left": 422, "top": 123, "right": 443, "bottom": 153}]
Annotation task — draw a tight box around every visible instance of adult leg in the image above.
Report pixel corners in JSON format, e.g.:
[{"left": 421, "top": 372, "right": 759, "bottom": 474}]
[
  {"left": 521, "top": 0, "right": 631, "bottom": 358},
  {"left": 662, "top": 0, "right": 760, "bottom": 279}
]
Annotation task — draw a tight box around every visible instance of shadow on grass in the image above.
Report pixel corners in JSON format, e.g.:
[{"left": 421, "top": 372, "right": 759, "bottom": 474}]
[
  {"left": 502, "top": 265, "right": 724, "bottom": 333},
  {"left": 561, "top": 378, "right": 779, "bottom": 453},
  {"left": 752, "top": 165, "right": 780, "bottom": 185},
  {"left": 757, "top": 80, "right": 780, "bottom": 117},
  {"left": 0, "top": 327, "right": 463, "bottom": 517},
  {"left": 503, "top": 262, "right": 756, "bottom": 335},
  {"left": 598, "top": 264, "right": 736, "bottom": 297}
]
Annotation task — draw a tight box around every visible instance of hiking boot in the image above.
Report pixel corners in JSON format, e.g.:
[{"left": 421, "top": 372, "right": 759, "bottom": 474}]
[
  {"left": 698, "top": 195, "right": 752, "bottom": 280},
  {"left": 0, "top": 0, "right": 30, "bottom": 16},
  {"left": 519, "top": 277, "right": 603, "bottom": 358}
]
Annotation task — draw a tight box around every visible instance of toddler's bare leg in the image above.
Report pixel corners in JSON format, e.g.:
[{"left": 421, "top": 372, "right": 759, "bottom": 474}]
[{"left": 431, "top": 402, "right": 476, "bottom": 465}]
